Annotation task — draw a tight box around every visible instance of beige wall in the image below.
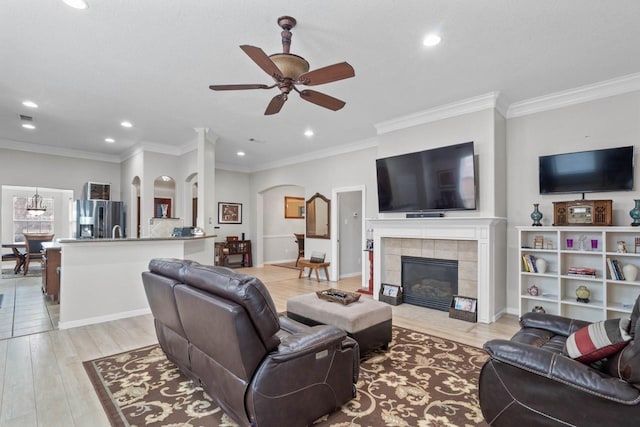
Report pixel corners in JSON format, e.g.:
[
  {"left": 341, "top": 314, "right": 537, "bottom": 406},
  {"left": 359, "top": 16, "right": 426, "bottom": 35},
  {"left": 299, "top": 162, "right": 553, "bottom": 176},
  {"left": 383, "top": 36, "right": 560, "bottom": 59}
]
[{"left": 506, "top": 91, "right": 640, "bottom": 312}]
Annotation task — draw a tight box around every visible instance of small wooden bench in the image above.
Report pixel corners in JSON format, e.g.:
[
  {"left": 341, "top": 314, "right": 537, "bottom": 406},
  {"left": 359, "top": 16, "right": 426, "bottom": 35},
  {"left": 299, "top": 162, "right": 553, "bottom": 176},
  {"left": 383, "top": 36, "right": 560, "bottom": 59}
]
[{"left": 297, "top": 259, "right": 330, "bottom": 282}]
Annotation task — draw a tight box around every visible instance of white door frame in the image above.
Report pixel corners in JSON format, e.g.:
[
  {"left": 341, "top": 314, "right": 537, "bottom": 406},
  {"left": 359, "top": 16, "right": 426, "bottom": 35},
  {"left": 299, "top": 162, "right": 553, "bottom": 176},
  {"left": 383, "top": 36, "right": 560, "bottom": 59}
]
[{"left": 330, "top": 185, "right": 366, "bottom": 283}]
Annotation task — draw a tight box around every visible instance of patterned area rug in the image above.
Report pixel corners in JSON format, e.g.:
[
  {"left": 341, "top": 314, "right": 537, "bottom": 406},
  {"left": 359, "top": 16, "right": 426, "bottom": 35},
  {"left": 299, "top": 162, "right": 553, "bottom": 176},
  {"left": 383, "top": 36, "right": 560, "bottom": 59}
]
[{"left": 83, "top": 326, "right": 489, "bottom": 426}]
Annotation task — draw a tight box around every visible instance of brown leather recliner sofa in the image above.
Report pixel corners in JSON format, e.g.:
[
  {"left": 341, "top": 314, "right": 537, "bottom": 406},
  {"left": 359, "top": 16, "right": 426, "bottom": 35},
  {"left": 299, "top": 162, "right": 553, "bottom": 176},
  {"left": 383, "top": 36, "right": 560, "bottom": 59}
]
[
  {"left": 479, "top": 295, "right": 640, "bottom": 426},
  {"left": 142, "top": 258, "right": 359, "bottom": 427}
]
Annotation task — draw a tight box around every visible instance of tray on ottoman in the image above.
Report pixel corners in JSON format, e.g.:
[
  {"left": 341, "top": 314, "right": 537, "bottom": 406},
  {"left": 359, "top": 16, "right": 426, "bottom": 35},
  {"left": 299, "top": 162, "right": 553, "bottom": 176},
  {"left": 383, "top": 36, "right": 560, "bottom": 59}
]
[{"left": 316, "top": 288, "right": 361, "bottom": 305}]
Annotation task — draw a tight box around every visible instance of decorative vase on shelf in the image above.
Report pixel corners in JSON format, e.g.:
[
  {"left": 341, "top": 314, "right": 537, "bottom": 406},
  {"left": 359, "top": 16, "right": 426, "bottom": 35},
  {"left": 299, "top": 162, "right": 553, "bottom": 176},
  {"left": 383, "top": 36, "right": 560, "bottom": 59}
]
[
  {"left": 630, "top": 200, "right": 640, "bottom": 226},
  {"left": 535, "top": 258, "right": 547, "bottom": 274},
  {"left": 623, "top": 264, "right": 638, "bottom": 282},
  {"left": 530, "top": 204, "right": 543, "bottom": 226}
]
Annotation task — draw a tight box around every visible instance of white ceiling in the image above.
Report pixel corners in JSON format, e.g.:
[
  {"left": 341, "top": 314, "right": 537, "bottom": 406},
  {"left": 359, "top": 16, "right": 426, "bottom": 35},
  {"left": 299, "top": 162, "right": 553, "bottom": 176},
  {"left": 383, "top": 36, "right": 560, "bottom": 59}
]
[{"left": 2, "top": 0, "right": 640, "bottom": 171}]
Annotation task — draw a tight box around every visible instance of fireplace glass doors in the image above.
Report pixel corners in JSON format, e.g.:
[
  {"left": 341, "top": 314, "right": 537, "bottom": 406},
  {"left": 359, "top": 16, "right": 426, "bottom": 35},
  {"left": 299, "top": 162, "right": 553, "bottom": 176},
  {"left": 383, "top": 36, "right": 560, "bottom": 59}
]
[{"left": 401, "top": 256, "right": 458, "bottom": 311}]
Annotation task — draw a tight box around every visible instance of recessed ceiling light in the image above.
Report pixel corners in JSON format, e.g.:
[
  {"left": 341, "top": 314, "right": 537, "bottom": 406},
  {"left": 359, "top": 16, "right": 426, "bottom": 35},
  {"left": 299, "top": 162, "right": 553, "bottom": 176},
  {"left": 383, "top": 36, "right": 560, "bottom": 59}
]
[
  {"left": 237, "top": 151, "right": 246, "bottom": 157},
  {"left": 62, "top": 0, "right": 89, "bottom": 10},
  {"left": 120, "top": 121, "right": 133, "bottom": 128},
  {"left": 105, "top": 138, "right": 115, "bottom": 143},
  {"left": 22, "top": 100, "right": 38, "bottom": 108},
  {"left": 423, "top": 34, "right": 441, "bottom": 47},
  {"left": 22, "top": 123, "right": 36, "bottom": 130},
  {"left": 304, "top": 129, "right": 314, "bottom": 137}
]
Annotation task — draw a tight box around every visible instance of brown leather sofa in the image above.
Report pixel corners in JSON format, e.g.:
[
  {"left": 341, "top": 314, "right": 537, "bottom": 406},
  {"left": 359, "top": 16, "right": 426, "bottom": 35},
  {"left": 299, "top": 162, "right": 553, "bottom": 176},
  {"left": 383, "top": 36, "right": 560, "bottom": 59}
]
[
  {"left": 142, "top": 258, "right": 359, "bottom": 427},
  {"left": 479, "top": 296, "right": 640, "bottom": 426}
]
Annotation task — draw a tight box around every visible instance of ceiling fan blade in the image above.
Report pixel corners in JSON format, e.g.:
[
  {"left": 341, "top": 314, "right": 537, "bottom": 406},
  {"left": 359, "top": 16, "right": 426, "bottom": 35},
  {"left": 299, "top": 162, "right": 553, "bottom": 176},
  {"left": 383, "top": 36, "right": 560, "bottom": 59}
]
[
  {"left": 240, "top": 45, "right": 283, "bottom": 79},
  {"left": 209, "top": 84, "right": 270, "bottom": 91},
  {"left": 264, "top": 94, "right": 287, "bottom": 115},
  {"left": 298, "top": 62, "right": 355, "bottom": 86},
  {"left": 299, "top": 90, "right": 346, "bottom": 111}
]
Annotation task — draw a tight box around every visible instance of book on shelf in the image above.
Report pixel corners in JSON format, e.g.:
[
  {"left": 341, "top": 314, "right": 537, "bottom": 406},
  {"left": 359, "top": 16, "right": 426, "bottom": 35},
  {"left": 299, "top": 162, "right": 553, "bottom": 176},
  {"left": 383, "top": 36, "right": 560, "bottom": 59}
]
[
  {"left": 607, "top": 258, "right": 618, "bottom": 280},
  {"left": 612, "top": 259, "right": 625, "bottom": 280},
  {"left": 567, "top": 266, "right": 596, "bottom": 277},
  {"left": 522, "top": 254, "right": 537, "bottom": 273}
]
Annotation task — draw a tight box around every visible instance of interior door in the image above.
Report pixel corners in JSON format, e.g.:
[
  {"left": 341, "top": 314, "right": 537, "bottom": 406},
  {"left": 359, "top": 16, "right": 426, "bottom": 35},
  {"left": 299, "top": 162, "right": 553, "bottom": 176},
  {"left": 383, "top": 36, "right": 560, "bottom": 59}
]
[{"left": 338, "top": 191, "right": 362, "bottom": 278}]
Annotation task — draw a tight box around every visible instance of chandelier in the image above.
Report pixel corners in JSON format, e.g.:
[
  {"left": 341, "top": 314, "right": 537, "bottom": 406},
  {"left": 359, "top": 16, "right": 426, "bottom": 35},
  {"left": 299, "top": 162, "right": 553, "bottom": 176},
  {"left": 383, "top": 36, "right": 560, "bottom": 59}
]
[{"left": 26, "top": 188, "right": 46, "bottom": 216}]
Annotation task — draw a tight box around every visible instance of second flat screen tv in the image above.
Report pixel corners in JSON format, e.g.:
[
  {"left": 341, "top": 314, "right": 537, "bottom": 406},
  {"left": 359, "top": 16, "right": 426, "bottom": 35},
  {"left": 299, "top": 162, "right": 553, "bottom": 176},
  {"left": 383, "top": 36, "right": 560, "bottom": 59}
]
[
  {"left": 376, "top": 141, "right": 476, "bottom": 213},
  {"left": 539, "top": 146, "right": 634, "bottom": 194}
]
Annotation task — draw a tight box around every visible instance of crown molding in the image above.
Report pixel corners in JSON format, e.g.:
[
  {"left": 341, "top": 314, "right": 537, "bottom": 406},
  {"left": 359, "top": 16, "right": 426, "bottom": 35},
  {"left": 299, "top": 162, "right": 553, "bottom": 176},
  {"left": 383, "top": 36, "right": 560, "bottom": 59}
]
[
  {"left": 0, "top": 137, "right": 121, "bottom": 163},
  {"left": 250, "top": 137, "right": 379, "bottom": 173},
  {"left": 375, "top": 92, "right": 501, "bottom": 135},
  {"left": 507, "top": 72, "right": 640, "bottom": 118},
  {"left": 214, "top": 161, "right": 252, "bottom": 173}
]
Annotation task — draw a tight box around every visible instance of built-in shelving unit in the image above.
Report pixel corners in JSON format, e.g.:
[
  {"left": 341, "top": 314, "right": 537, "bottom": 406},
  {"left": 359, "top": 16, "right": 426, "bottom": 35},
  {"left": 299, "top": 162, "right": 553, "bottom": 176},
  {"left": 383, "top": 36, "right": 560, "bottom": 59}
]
[{"left": 518, "top": 226, "right": 640, "bottom": 322}]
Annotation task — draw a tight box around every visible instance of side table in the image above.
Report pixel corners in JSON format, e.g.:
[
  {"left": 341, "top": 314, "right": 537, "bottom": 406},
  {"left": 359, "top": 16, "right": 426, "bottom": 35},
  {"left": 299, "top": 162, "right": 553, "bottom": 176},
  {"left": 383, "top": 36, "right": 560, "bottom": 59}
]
[{"left": 297, "top": 259, "right": 330, "bottom": 282}]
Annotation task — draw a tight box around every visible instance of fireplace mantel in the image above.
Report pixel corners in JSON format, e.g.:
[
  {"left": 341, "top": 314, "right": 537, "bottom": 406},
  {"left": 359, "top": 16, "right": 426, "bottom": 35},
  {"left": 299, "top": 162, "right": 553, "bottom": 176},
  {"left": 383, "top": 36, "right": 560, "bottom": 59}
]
[{"left": 369, "top": 217, "right": 506, "bottom": 323}]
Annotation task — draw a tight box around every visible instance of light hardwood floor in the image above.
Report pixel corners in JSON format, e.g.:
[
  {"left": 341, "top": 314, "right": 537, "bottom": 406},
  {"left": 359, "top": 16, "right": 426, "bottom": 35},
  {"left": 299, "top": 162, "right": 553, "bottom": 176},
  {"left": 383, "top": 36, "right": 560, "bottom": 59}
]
[{"left": 0, "top": 265, "right": 520, "bottom": 426}]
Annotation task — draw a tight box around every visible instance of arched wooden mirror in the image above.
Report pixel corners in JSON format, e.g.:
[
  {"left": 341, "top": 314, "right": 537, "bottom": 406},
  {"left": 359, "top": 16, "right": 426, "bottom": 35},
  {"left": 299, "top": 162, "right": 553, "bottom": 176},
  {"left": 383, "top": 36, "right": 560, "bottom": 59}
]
[{"left": 306, "top": 193, "right": 330, "bottom": 239}]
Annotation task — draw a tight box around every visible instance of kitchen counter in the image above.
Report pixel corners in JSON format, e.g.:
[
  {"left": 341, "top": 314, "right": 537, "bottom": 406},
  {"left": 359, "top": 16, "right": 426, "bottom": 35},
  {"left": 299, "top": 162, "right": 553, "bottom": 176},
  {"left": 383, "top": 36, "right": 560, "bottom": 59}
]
[
  {"left": 58, "top": 235, "right": 211, "bottom": 243},
  {"left": 58, "top": 234, "right": 217, "bottom": 329}
]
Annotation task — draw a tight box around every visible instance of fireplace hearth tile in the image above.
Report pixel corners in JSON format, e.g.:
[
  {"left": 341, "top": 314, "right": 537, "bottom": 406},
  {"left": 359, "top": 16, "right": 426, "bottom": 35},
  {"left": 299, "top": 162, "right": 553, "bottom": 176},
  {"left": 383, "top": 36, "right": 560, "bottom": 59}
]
[
  {"left": 384, "top": 254, "right": 401, "bottom": 272},
  {"left": 458, "top": 240, "right": 478, "bottom": 261},
  {"left": 401, "top": 239, "right": 422, "bottom": 252},
  {"left": 459, "top": 260, "right": 478, "bottom": 281},
  {"left": 434, "top": 240, "right": 458, "bottom": 259},
  {"left": 421, "top": 240, "right": 435, "bottom": 257},
  {"left": 458, "top": 279, "right": 478, "bottom": 298}
]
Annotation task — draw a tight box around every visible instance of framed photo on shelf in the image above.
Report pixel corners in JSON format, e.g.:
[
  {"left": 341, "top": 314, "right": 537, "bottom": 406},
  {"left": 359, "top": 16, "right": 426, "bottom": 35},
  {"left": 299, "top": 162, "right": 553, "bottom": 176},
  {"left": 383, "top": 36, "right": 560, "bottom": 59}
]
[
  {"left": 382, "top": 284, "right": 400, "bottom": 297},
  {"left": 453, "top": 295, "right": 477, "bottom": 313},
  {"left": 218, "top": 202, "right": 242, "bottom": 224}
]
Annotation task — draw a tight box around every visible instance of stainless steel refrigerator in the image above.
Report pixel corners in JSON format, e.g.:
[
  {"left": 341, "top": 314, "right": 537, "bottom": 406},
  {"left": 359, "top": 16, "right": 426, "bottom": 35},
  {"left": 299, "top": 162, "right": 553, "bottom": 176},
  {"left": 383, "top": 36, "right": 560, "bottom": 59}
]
[{"left": 74, "top": 200, "right": 126, "bottom": 239}]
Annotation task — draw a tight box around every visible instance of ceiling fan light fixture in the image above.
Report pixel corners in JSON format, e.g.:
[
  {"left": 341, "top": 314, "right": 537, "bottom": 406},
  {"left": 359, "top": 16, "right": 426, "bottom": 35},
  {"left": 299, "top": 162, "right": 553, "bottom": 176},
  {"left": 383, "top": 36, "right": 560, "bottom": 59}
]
[{"left": 269, "top": 53, "right": 310, "bottom": 79}]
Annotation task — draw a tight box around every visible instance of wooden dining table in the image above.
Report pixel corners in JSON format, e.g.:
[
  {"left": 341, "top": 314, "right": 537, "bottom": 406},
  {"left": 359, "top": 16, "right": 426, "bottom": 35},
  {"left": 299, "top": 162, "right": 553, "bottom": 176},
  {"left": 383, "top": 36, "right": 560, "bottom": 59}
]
[{"left": 1, "top": 243, "right": 26, "bottom": 274}]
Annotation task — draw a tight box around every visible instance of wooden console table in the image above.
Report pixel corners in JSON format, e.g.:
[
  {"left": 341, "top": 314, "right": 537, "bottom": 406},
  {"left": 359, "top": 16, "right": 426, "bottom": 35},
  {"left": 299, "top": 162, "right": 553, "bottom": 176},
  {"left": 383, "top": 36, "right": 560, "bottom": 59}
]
[
  {"left": 214, "top": 240, "right": 252, "bottom": 268},
  {"left": 297, "top": 259, "right": 330, "bottom": 282}
]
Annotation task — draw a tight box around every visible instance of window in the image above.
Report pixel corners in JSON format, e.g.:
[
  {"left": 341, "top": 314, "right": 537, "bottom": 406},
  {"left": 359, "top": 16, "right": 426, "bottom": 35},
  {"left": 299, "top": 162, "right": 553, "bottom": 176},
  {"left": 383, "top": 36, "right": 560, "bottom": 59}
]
[{"left": 12, "top": 196, "right": 54, "bottom": 242}]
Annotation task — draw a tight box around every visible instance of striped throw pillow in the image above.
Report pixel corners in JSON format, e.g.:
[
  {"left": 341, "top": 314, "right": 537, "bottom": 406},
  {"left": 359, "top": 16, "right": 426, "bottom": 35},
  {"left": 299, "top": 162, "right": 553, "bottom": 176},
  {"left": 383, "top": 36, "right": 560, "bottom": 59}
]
[{"left": 564, "top": 318, "right": 632, "bottom": 363}]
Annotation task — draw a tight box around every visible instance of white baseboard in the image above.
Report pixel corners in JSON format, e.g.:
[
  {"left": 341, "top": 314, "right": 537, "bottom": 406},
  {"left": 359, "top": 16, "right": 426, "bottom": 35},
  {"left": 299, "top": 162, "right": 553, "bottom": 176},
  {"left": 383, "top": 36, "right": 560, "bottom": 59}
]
[
  {"left": 59, "top": 307, "right": 152, "bottom": 330},
  {"left": 338, "top": 272, "right": 361, "bottom": 279}
]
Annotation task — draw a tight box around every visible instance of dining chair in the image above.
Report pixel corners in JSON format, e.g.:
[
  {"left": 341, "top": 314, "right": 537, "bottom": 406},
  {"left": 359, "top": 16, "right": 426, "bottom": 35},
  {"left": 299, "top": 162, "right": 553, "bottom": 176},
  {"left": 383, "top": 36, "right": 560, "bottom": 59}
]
[
  {"left": 23, "top": 233, "right": 54, "bottom": 275},
  {"left": 294, "top": 233, "right": 305, "bottom": 267}
]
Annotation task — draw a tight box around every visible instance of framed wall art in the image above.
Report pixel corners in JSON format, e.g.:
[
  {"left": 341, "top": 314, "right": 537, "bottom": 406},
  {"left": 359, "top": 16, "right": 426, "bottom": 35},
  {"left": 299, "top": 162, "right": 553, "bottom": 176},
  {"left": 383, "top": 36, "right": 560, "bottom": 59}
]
[
  {"left": 284, "top": 196, "right": 305, "bottom": 219},
  {"left": 218, "top": 202, "right": 242, "bottom": 224}
]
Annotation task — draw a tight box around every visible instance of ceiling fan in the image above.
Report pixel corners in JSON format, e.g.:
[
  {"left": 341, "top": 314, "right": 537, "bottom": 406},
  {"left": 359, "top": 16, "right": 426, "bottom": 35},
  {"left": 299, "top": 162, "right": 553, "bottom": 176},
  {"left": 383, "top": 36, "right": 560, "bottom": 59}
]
[{"left": 209, "top": 16, "right": 355, "bottom": 115}]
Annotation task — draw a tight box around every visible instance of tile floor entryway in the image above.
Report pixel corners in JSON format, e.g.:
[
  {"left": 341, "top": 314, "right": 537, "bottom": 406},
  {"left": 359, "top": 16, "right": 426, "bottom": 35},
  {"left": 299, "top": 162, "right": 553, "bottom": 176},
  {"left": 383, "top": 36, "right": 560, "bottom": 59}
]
[{"left": 0, "top": 267, "right": 59, "bottom": 339}]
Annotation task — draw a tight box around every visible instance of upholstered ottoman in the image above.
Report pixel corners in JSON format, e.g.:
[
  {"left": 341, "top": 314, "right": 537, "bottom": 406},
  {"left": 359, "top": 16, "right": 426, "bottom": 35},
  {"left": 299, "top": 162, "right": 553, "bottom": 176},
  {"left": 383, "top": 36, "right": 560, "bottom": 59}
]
[{"left": 287, "top": 292, "right": 392, "bottom": 355}]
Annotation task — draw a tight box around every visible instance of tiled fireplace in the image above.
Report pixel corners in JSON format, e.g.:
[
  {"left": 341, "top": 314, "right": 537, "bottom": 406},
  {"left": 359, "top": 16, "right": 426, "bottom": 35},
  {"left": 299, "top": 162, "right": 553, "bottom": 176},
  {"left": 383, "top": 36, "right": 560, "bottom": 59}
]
[{"left": 370, "top": 217, "right": 506, "bottom": 323}]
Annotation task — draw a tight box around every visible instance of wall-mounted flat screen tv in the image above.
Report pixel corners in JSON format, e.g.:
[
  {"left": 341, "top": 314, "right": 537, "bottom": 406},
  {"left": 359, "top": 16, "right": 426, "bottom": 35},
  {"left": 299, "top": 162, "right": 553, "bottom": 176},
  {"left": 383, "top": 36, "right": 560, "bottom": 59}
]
[
  {"left": 539, "top": 146, "right": 634, "bottom": 194},
  {"left": 376, "top": 141, "right": 476, "bottom": 212}
]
